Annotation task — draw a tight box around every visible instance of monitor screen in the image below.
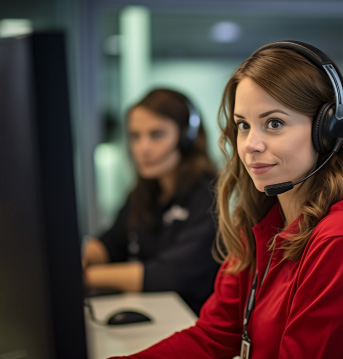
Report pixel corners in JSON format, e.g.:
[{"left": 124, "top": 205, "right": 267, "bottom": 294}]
[{"left": 0, "top": 32, "right": 88, "bottom": 359}]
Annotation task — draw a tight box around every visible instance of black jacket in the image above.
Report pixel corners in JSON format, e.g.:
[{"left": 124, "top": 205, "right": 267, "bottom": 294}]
[{"left": 99, "top": 174, "right": 219, "bottom": 314}]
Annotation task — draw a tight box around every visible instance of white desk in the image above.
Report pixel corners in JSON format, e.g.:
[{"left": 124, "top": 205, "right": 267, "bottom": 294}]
[{"left": 85, "top": 292, "right": 198, "bottom": 358}]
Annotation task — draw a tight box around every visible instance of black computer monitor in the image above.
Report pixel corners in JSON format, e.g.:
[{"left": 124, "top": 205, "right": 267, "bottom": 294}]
[{"left": 0, "top": 32, "right": 88, "bottom": 359}]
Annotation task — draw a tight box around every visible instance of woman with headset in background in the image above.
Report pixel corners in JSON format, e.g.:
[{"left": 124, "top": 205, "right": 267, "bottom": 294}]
[
  {"left": 82, "top": 88, "right": 219, "bottom": 315},
  {"left": 109, "top": 41, "right": 343, "bottom": 359}
]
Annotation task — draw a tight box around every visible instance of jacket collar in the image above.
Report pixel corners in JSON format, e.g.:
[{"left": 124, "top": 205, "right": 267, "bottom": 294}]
[{"left": 252, "top": 202, "right": 301, "bottom": 282}]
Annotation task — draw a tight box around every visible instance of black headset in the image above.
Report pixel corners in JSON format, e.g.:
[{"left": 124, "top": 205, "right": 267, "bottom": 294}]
[
  {"left": 252, "top": 40, "right": 343, "bottom": 155},
  {"left": 178, "top": 94, "right": 201, "bottom": 153}
]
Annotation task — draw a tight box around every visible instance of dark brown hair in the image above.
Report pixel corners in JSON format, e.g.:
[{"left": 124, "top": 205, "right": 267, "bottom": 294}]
[
  {"left": 126, "top": 88, "right": 217, "bottom": 230},
  {"left": 216, "top": 47, "right": 343, "bottom": 273}
]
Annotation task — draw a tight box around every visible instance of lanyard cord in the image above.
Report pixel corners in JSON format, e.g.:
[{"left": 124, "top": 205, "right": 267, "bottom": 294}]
[
  {"left": 242, "top": 271, "right": 257, "bottom": 341},
  {"left": 242, "top": 247, "right": 275, "bottom": 341}
]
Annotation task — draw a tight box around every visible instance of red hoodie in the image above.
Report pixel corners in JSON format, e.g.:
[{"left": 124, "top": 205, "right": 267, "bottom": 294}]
[{"left": 109, "top": 201, "right": 343, "bottom": 359}]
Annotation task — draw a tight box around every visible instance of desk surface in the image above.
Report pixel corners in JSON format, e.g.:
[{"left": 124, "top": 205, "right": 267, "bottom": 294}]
[{"left": 85, "top": 292, "right": 198, "bottom": 358}]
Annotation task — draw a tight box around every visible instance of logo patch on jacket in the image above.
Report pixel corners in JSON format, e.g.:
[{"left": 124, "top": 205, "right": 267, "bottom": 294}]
[{"left": 163, "top": 205, "right": 189, "bottom": 224}]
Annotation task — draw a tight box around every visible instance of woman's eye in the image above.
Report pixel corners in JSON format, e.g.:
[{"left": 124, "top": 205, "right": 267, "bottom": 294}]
[
  {"left": 236, "top": 121, "right": 249, "bottom": 131},
  {"left": 151, "top": 131, "right": 165, "bottom": 139},
  {"left": 267, "top": 119, "right": 284, "bottom": 130}
]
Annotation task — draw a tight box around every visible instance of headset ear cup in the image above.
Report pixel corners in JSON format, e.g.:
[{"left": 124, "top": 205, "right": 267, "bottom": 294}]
[
  {"left": 178, "top": 133, "right": 188, "bottom": 153},
  {"left": 312, "top": 102, "right": 335, "bottom": 154},
  {"left": 179, "top": 130, "right": 193, "bottom": 153},
  {"left": 312, "top": 104, "right": 326, "bottom": 153}
]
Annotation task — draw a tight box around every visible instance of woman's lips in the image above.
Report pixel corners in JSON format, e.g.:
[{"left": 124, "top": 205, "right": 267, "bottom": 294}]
[{"left": 248, "top": 163, "right": 276, "bottom": 175}]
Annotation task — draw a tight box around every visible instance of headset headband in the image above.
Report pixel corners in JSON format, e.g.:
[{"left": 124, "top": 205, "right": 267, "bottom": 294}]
[{"left": 252, "top": 40, "right": 343, "bottom": 120}]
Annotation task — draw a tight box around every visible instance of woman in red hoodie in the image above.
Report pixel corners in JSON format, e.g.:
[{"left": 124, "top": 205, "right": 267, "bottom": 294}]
[{"left": 109, "top": 41, "right": 343, "bottom": 359}]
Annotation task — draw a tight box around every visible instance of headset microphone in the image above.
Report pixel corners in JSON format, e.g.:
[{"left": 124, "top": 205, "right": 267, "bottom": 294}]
[{"left": 264, "top": 137, "right": 343, "bottom": 196}]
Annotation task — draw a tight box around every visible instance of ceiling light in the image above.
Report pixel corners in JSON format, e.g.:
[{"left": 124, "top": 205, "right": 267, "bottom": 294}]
[
  {"left": 0, "top": 19, "right": 32, "bottom": 38},
  {"left": 210, "top": 21, "right": 242, "bottom": 43}
]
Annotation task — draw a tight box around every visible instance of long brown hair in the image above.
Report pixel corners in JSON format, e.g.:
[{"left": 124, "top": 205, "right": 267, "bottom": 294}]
[
  {"left": 126, "top": 88, "right": 217, "bottom": 230},
  {"left": 216, "top": 47, "right": 343, "bottom": 273}
]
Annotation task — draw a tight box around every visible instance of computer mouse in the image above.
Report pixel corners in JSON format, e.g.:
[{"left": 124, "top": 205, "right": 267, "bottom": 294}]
[{"left": 106, "top": 310, "right": 152, "bottom": 326}]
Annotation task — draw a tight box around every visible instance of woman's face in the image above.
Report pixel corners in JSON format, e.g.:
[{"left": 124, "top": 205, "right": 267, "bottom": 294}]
[
  {"left": 234, "top": 77, "right": 318, "bottom": 194},
  {"left": 128, "top": 106, "right": 181, "bottom": 179}
]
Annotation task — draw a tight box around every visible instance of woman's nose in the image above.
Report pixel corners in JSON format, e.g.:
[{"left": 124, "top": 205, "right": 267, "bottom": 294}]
[
  {"left": 136, "top": 136, "right": 152, "bottom": 153},
  {"left": 244, "top": 128, "right": 266, "bottom": 153}
]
